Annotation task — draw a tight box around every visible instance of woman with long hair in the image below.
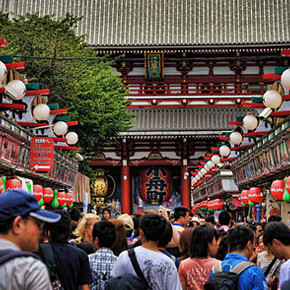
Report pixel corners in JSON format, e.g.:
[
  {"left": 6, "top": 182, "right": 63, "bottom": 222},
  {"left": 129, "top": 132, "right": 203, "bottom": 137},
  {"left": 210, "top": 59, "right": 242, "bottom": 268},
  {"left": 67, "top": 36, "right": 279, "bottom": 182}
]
[
  {"left": 109, "top": 218, "right": 128, "bottom": 256},
  {"left": 179, "top": 228, "right": 194, "bottom": 261},
  {"left": 178, "top": 224, "right": 220, "bottom": 290}
]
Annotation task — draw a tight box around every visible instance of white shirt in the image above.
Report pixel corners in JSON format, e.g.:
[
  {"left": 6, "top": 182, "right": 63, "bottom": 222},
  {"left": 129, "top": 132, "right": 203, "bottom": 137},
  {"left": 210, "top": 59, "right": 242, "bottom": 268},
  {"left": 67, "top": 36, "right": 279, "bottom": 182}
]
[
  {"left": 112, "top": 246, "right": 182, "bottom": 290},
  {"left": 279, "top": 258, "right": 290, "bottom": 288}
]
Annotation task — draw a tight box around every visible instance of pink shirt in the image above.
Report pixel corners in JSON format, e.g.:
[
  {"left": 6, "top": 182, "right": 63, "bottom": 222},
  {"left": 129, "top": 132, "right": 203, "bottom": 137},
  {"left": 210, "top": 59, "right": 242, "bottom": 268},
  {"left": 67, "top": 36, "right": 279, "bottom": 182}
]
[{"left": 178, "top": 257, "right": 220, "bottom": 290}]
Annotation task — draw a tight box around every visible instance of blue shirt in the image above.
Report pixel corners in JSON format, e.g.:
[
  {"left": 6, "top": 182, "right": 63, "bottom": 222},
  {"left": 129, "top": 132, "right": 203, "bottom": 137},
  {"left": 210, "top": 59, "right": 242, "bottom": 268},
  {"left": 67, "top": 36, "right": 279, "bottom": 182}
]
[
  {"left": 209, "top": 253, "right": 268, "bottom": 290},
  {"left": 89, "top": 248, "right": 117, "bottom": 290}
]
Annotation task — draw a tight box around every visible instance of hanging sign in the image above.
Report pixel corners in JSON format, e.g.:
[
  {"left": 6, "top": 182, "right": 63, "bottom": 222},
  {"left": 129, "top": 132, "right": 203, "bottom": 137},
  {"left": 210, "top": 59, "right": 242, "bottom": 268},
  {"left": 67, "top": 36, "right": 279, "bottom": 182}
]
[{"left": 30, "top": 137, "right": 54, "bottom": 172}]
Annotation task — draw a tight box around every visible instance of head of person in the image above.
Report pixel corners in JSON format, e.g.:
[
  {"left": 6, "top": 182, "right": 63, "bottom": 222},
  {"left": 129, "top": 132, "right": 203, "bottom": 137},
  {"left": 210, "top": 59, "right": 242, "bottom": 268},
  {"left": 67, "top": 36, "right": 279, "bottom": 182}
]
[
  {"left": 157, "top": 220, "right": 173, "bottom": 248},
  {"left": 0, "top": 189, "right": 60, "bottom": 252},
  {"left": 191, "top": 216, "right": 200, "bottom": 228},
  {"left": 92, "top": 220, "right": 116, "bottom": 251},
  {"left": 73, "top": 213, "right": 101, "bottom": 242},
  {"left": 268, "top": 215, "right": 282, "bottom": 223},
  {"left": 190, "top": 224, "right": 219, "bottom": 258},
  {"left": 205, "top": 215, "right": 215, "bottom": 227},
  {"left": 257, "top": 233, "right": 267, "bottom": 252},
  {"left": 140, "top": 213, "right": 166, "bottom": 243},
  {"left": 255, "top": 223, "right": 263, "bottom": 237},
  {"left": 227, "top": 225, "right": 254, "bottom": 259},
  {"left": 263, "top": 221, "right": 290, "bottom": 260},
  {"left": 115, "top": 212, "right": 120, "bottom": 218},
  {"left": 117, "top": 214, "right": 134, "bottom": 237},
  {"left": 102, "top": 208, "right": 111, "bottom": 220},
  {"left": 174, "top": 206, "right": 190, "bottom": 226},
  {"left": 69, "top": 208, "right": 82, "bottom": 223},
  {"left": 218, "top": 211, "right": 231, "bottom": 227},
  {"left": 45, "top": 210, "right": 71, "bottom": 243},
  {"left": 110, "top": 218, "right": 128, "bottom": 256},
  {"left": 179, "top": 228, "right": 194, "bottom": 258}
]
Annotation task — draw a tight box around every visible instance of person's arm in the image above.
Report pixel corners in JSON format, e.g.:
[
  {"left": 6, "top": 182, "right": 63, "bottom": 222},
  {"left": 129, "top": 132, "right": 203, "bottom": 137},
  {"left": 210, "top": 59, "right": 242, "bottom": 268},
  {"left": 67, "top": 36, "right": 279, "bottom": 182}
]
[
  {"left": 82, "top": 284, "right": 90, "bottom": 290},
  {"left": 181, "top": 280, "right": 187, "bottom": 290}
]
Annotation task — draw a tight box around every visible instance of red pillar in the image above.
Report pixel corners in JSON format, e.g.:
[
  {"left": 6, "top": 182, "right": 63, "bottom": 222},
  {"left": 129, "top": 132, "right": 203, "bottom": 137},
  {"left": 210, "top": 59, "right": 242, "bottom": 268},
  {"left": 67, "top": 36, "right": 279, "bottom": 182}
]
[
  {"left": 181, "top": 165, "right": 190, "bottom": 209},
  {"left": 121, "top": 162, "right": 131, "bottom": 214}
]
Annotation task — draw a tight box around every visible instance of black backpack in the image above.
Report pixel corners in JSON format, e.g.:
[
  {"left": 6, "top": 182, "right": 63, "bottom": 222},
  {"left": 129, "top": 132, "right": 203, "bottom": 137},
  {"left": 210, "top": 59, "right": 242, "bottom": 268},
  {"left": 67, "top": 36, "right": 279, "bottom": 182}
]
[
  {"left": 107, "top": 248, "right": 150, "bottom": 290},
  {"left": 204, "top": 261, "right": 254, "bottom": 290}
]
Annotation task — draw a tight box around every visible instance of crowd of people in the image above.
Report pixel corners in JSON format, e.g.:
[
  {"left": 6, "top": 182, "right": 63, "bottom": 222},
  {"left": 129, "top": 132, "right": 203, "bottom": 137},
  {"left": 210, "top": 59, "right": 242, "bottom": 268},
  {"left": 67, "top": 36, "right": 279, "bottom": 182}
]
[{"left": 1, "top": 189, "right": 290, "bottom": 290}]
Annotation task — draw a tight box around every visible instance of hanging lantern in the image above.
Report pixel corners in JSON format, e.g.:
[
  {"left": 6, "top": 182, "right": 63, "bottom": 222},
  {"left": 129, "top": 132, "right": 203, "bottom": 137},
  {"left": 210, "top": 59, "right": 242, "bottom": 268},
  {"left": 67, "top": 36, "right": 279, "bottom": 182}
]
[
  {"left": 263, "top": 90, "right": 283, "bottom": 109},
  {"left": 0, "top": 176, "right": 6, "bottom": 193},
  {"left": 33, "top": 185, "right": 43, "bottom": 202},
  {"left": 0, "top": 61, "right": 7, "bottom": 82},
  {"left": 240, "top": 190, "right": 250, "bottom": 206},
  {"left": 58, "top": 191, "right": 66, "bottom": 207},
  {"left": 43, "top": 187, "right": 54, "bottom": 203},
  {"left": 207, "top": 161, "right": 214, "bottom": 169},
  {"left": 66, "top": 132, "right": 78, "bottom": 145},
  {"left": 243, "top": 114, "right": 259, "bottom": 131},
  {"left": 53, "top": 121, "right": 68, "bottom": 136},
  {"left": 5, "top": 80, "right": 26, "bottom": 100},
  {"left": 215, "top": 199, "right": 223, "bottom": 210},
  {"left": 230, "top": 132, "right": 243, "bottom": 145},
  {"left": 219, "top": 145, "right": 231, "bottom": 157},
  {"left": 271, "top": 180, "right": 285, "bottom": 201},
  {"left": 248, "top": 187, "right": 264, "bottom": 204},
  {"left": 6, "top": 178, "right": 22, "bottom": 190},
  {"left": 283, "top": 177, "right": 290, "bottom": 203},
  {"left": 33, "top": 104, "right": 51, "bottom": 121},
  {"left": 66, "top": 192, "right": 74, "bottom": 207},
  {"left": 211, "top": 155, "right": 220, "bottom": 165},
  {"left": 281, "top": 69, "right": 290, "bottom": 90},
  {"left": 140, "top": 167, "right": 172, "bottom": 204}
]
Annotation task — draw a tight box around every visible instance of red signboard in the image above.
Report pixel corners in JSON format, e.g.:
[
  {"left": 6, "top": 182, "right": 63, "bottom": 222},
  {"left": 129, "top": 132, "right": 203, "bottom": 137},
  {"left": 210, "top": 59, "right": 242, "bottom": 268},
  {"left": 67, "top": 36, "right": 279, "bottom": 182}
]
[{"left": 30, "top": 137, "right": 54, "bottom": 172}]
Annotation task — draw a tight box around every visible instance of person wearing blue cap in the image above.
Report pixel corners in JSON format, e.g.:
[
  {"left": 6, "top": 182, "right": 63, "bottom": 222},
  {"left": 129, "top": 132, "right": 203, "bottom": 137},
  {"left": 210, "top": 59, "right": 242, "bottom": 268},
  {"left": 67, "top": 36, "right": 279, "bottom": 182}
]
[{"left": 0, "top": 189, "right": 61, "bottom": 290}]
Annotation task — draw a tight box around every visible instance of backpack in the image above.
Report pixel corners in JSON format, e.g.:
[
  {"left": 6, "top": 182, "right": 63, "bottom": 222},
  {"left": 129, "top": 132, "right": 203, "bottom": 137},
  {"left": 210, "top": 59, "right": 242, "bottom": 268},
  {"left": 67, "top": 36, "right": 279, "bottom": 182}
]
[
  {"left": 39, "top": 243, "right": 63, "bottom": 290},
  {"left": 0, "top": 249, "right": 39, "bottom": 265},
  {"left": 204, "top": 261, "right": 255, "bottom": 290},
  {"left": 107, "top": 248, "right": 150, "bottom": 290}
]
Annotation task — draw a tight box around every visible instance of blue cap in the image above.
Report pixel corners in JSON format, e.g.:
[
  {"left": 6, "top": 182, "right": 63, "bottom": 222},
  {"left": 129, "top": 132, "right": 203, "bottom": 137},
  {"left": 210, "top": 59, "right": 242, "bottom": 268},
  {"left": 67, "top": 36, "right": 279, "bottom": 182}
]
[{"left": 0, "top": 189, "right": 61, "bottom": 223}]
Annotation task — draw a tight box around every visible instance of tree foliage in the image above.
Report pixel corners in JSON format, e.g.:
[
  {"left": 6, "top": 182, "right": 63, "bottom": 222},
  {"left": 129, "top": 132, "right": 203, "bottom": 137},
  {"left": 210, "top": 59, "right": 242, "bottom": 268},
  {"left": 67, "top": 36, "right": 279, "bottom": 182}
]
[{"left": 0, "top": 12, "right": 133, "bottom": 180}]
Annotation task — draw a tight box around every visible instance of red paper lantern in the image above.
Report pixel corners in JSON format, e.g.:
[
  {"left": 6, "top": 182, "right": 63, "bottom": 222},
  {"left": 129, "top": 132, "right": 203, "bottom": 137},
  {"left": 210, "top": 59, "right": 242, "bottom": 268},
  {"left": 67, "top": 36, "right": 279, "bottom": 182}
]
[
  {"left": 286, "top": 177, "right": 290, "bottom": 193},
  {"left": 271, "top": 180, "right": 285, "bottom": 201},
  {"left": 241, "top": 190, "right": 250, "bottom": 206},
  {"left": 33, "top": 184, "right": 43, "bottom": 202},
  {"left": 248, "top": 187, "right": 264, "bottom": 204},
  {"left": 58, "top": 191, "right": 66, "bottom": 206},
  {"left": 43, "top": 187, "right": 54, "bottom": 203},
  {"left": 214, "top": 199, "right": 223, "bottom": 210},
  {"left": 6, "top": 179, "right": 22, "bottom": 190},
  {"left": 140, "top": 167, "right": 172, "bottom": 204},
  {"left": 66, "top": 193, "right": 74, "bottom": 207}
]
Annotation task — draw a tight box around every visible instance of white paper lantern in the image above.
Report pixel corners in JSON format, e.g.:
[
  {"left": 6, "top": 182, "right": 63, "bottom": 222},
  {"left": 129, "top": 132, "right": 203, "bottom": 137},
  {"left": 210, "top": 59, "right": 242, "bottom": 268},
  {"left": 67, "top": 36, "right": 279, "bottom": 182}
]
[
  {"left": 53, "top": 121, "right": 68, "bottom": 136},
  {"left": 204, "top": 165, "right": 209, "bottom": 171},
  {"left": 211, "top": 155, "right": 221, "bottom": 165},
  {"left": 219, "top": 145, "right": 231, "bottom": 157},
  {"left": 230, "top": 132, "right": 243, "bottom": 145},
  {"left": 243, "top": 114, "right": 258, "bottom": 131},
  {"left": 198, "top": 171, "right": 203, "bottom": 177},
  {"left": 196, "top": 175, "right": 200, "bottom": 181},
  {"left": 201, "top": 168, "right": 207, "bottom": 175},
  {"left": 5, "top": 80, "right": 26, "bottom": 100},
  {"left": 207, "top": 161, "right": 214, "bottom": 169},
  {"left": 263, "top": 90, "right": 283, "bottom": 109},
  {"left": 33, "top": 104, "right": 51, "bottom": 121},
  {"left": 66, "top": 132, "right": 78, "bottom": 145},
  {"left": 281, "top": 69, "right": 290, "bottom": 90},
  {"left": 0, "top": 61, "right": 7, "bottom": 82}
]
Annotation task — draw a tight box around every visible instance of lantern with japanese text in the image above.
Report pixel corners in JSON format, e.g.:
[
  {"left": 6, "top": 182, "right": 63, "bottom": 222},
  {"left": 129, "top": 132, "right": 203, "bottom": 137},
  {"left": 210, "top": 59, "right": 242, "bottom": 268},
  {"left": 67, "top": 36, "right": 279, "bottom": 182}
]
[
  {"left": 6, "top": 178, "right": 22, "bottom": 190},
  {"left": 248, "top": 187, "right": 264, "bottom": 204},
  {"left": 140, "top": 167, "right": 172, "bottom": 205},
  {"left": 241, "top": 190, "right": 250, "bottom": 206},
  {"left": 33, "top": 184, "right": 43, "bottom": 202},
  {"left": 214, "top": 199, "right": 223, "bottom": 210},
  {"left": 43, "top": 187, "right": 54, "bottom": 203},
  {"left": 271, "top": 180, "right": 284, "bottom": 201},
  {"left": 66, "top": 192, "right": 74, "bottom": 207},
  {"left": 58, "top": 191, "right": 66, "bottom": 207}
]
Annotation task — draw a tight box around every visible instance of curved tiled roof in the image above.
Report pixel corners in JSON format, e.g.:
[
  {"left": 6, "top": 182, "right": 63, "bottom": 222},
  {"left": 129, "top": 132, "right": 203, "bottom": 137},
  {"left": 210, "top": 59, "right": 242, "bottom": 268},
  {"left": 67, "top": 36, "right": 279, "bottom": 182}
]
[{"left": 2, "top": 0, "right": 290, "bottom": 47}]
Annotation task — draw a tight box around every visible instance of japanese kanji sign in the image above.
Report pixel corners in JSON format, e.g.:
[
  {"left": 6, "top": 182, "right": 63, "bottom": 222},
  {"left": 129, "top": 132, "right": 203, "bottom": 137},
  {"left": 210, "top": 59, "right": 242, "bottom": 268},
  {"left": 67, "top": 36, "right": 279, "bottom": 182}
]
[
  {"left": 30, "top": 137, "right": 54, "bottom": 172},
  {"left": 140, "top": 166, "right": 172, "bottom": 205}
]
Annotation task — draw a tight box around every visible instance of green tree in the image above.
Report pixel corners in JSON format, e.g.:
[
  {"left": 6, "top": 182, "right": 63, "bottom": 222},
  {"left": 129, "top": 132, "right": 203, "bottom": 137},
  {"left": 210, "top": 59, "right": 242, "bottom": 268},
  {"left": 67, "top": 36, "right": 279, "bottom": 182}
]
[{"left": 0, "top": 12, "right": 133, "bottom": 179}]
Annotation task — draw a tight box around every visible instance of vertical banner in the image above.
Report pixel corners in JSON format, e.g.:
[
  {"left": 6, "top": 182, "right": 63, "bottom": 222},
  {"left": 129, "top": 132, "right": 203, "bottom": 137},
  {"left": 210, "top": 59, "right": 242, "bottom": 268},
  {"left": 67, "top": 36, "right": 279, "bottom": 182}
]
[
  {"left": 83, "top": 192, "right": 89, "bottom": 214},
  {"left": 145, "top": 52, "right": 164, "bottom": 78}
]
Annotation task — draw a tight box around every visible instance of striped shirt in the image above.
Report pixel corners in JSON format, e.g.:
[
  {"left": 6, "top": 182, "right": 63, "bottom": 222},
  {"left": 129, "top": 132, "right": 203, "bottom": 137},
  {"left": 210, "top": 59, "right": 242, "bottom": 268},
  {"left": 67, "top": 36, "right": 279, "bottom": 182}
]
[
  {"left": 172, "top": 223, "right": 185, "bottom": 234},
  {"left": 89, "top": 248, "right": 117, "bottom": 290},
  {"left": 0, "top": 238, "right": 52, "bottom": 290}
]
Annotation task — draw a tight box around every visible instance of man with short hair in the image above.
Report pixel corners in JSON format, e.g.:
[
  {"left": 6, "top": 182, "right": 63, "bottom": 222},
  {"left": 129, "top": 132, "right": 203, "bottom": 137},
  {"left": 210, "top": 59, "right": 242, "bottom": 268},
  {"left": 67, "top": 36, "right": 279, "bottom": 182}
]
[
  {"left": 89, "top": 220, "right": 117, "bottom": 290},
  {"left": 40, "top": 210, "right": 92, "bottom": 290},
  {"left": 218, "top": 211, "right": 231, "bottom": 232},
  {"left": 263, "top": 221, "right": 290, "bottom": 288},
  {"left": 112, "top": 213, "right": 182, "bottom": 290},
  {"left": 172, "top": 206, "right": 190, "bottom": 234},
  {"left": 0, "top": 189, "right": 61, "bottom": 290},
  {"left": 209, "top": 225, "right": 267, "bottom": 289}
]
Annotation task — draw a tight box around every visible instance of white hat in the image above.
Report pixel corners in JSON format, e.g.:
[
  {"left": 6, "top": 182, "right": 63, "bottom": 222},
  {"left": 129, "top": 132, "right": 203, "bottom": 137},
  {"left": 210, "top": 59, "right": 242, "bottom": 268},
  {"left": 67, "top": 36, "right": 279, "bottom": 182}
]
[{"left": 191, "top": 216, "right": 200, "bottom": 223}]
